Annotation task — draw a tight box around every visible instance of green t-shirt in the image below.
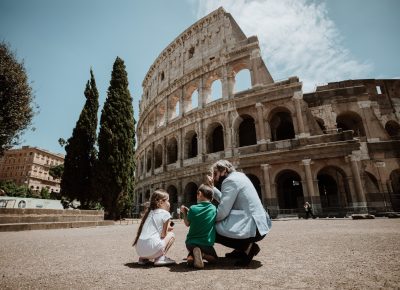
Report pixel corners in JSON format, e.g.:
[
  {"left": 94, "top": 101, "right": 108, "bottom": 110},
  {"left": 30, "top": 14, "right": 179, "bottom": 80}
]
[{"left": 186, "top": 201, "right": 217, "bottom": 247}]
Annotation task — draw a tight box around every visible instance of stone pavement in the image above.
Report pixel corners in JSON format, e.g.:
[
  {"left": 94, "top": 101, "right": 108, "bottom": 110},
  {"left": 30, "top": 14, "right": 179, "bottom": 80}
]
[{"left": 0, "top": 218, "right": 399, "bottom": 289}]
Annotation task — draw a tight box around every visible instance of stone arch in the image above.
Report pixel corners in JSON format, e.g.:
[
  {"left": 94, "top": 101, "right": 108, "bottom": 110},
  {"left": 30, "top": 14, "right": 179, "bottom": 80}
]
[
  {"left": 385, "top": 120, "right": 400, "bottom": 139},
  {"left": 210, "top": 79, "right": 222, "bottom": 102},
  {"left": 167, "top": 137, "right": 178, "bottom": 164},
  {"left": 184, "top": 84, "right": 199, "bottom": 113},
  {"left": 317, "top": 166, "right": 351, "bottom": 209},
  {"left": 336, "top": 111, "right": 366, "bottom": 137},
  {"left": 204, "top": 72, "right": 223, "bottom": 104},
  {"left": 275, "top": 169, "right": 304, "bottom": 210},
  {"left": 148, "top": 112, "right": 155, "bottom": 134},
  {"left": 168, "top": 95, "right": 180, "bottom": 120},
  {"left": 269, "top": 108, "right": 295, "bottom": 141},
  {"left": 167, "top": 185, "right": 179, "bottom": 216},
  {"left": 154, "top": 144, "right": 163, "bottom": 169},
  {"left": 246, "top": 173, "right": 262, "bottom": 200},
  {"left": 146, "top": 149, "right": 152, "bottom": 172},
  {"left": 156, "top": 103, "right": 166, "bottom": 127},
  {"left": 237, "top": 114, "right": 257, "bottom": 147},
  {"left": 184, "top": 130, "right": 198, "bottom": 159},
  {"left": 184, "top": 182, "right": 198, "bottom": 207},
  {"left": 206, "top": 122, "right": 224, "bottom": 153},
  {"left": 315, "top": 117, "right": 326, "bottom": 133},
  {"left": 234, "top": 68, "right": 252, "bottom": 92}
]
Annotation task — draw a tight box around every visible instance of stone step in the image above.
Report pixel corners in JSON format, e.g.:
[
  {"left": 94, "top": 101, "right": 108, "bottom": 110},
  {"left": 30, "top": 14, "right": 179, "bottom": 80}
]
[
  {"left": 0, "top": 208, "right": 104, "bottom": 216},
  {"left": 0, "top": 215, "right": 104, "bottom": 224},
  {"left": 0, "top": 220, "right": 115, "bottom": 232}
]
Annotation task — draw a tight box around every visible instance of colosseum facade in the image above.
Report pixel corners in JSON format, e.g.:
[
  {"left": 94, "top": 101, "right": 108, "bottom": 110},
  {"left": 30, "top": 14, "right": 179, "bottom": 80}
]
[{"left": 134, "top": 7, "right": 400, "bottom": 218}]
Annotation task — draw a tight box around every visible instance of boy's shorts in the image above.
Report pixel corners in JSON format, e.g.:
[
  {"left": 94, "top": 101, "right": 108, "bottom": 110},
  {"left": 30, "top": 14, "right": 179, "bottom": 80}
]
[{"left": 186, "top": 243, "right": 218, "bottom": 258}]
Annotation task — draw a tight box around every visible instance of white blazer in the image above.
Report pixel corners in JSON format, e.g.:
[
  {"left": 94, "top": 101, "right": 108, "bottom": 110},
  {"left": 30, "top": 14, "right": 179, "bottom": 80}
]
[{"left": 213, "top": 171, "right": 271, "bottom": 239}]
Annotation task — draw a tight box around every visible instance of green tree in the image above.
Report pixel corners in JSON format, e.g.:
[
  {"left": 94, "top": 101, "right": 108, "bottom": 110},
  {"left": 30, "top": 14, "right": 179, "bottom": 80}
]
[
  {"left": 0, "top": 42, "right": 35, "bottom": 156},
  {"left": 0, "top": 180, "right": 28, "bottom": 197},
  {"left": 49, "top": 164, "right": 64, "bottom": 180},
  {"left": 60, "top": 69, "right": 99, "bottom": 209},
  {"left": 96, "top": 57, "right": 135, "bottom": 220}
]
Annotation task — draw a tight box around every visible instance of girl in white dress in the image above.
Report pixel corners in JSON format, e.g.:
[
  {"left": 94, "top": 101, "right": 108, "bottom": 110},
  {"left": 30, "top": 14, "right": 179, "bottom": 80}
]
[{"left": 133, "top": 189, "right": 176, "bottom": 266}]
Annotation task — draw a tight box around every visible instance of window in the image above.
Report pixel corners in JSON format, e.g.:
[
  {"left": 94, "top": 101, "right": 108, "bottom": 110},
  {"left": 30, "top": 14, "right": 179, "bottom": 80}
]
[
  {"left": 160, "top": 71, "right": 165, "bottom": 81},
  {"left": 188, "top": 47, "right": 195, "bottom": 59},
  {"left": 376, "top": 85, "right": 382, "bottom": 94}
]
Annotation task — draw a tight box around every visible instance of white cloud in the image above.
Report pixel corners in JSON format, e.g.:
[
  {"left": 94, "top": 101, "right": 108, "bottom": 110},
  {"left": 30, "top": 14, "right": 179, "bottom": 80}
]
[{"left": 194, "top": 0, "right": 373, "bottom": 92}]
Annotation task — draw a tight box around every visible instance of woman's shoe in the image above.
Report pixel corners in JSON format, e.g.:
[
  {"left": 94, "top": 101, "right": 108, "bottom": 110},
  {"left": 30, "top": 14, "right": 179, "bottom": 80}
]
[
  {"left": 137, "top": 258, "right": 150, "bottom": 265},
  {"left": 234, "top": 243, "right": 260, "bottom": 267}
]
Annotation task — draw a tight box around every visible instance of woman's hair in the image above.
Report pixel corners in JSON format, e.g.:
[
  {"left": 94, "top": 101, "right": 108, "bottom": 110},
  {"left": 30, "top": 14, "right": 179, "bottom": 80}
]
[
  {"left": 211, "top": 159, "right": 236, "bottom": 174},
  {"left": 132, "top": 189, "right": 169, "bottom": 246}
]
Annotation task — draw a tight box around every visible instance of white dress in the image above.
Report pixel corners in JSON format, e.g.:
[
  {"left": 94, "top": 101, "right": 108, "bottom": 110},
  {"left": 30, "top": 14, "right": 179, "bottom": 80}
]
[{"left": 135, "top": 209, "right": 171, "bottom": 257}]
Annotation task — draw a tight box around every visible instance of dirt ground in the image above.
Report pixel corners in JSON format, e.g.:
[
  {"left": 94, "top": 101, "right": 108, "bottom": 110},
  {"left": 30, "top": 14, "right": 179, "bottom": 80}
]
[{"left": 0, "top": 218, "right": 399, "bottom": 289}]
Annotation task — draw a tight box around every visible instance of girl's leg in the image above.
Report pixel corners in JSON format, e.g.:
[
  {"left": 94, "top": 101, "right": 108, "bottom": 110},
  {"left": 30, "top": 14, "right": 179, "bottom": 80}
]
[{"left": 162, "top": 231, "right": 175, "bottom": 255}]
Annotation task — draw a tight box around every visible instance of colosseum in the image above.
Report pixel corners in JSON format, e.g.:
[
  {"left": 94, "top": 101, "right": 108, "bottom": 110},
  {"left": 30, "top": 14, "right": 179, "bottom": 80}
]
[{"left": 134, "top": 7, "right": 400, "bottom": 218}]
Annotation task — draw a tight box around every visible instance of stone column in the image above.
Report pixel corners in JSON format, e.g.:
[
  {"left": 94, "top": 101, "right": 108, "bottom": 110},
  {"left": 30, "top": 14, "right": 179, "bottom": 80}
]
[
  {"left": 255, "top": 103, "right": 266, "bottom": 143},
  {"left": 262, "top": 164, "right": 278, "bottom": 217},
  {"left": 198, "top": 77, "right": 205, "bottom": 109},
  {"left": 197, "top": 120, "right": 205, "bottom": 162},
  {"left": 293, "top": 91, "right": 307, "bottom": 138},
  {"left": 349, "top": 154, "right": 367, "bottom": 211},
  {"left": 302, "top": 159, "right": 321, "bottom": 213},
  {"left": 162, "top": 137, "right": 167, "bottom": 171}
]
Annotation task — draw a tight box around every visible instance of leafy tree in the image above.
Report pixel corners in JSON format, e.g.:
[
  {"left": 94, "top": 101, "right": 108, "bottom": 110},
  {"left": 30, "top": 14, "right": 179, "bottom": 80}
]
[
  {"left": 49, "top": 164, "right": 64, "bottom": 180},
  {"left": 0, "top": 42, "right": 35, "bottom": 156},
  {"left": 60, "top": 69, "right": 99, "bottom": 209},
  {"left": 0, "top": 180, "right": 28, "bottom": 197},
  {"left": 40, "top": 187, "right": 50, "bottom": 199},
  {"left": 96, "top": 57, "right": 135, "bottom": 220}
]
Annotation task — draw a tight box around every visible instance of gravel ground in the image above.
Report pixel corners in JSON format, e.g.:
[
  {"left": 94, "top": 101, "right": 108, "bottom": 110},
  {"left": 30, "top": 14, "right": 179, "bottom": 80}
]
[{"left": 0, "top": 218, "right": 399, "bottom": 289}]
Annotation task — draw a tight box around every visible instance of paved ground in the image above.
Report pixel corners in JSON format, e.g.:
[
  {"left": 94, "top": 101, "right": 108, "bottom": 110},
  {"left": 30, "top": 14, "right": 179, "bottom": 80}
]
[{"left": 0, "top": 218, "right": 399, "bottom": 289}]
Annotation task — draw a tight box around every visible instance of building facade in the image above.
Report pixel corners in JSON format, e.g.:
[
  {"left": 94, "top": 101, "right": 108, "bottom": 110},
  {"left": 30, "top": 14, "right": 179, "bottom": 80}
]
[
  {"left": 134, "top": 8, "right": 400, "bottom": 217},
  {"left": 0, "top": 146, "right": 64, "bottom": 194}
]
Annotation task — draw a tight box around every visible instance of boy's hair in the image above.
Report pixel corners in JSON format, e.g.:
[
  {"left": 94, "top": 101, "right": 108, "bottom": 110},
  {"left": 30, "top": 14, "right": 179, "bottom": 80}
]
[
  {"left": 211, "top": 159, "right": 236, "bottom": 174},
  {"left": 133, "top": 189, "right": 169, "bottom": 246},
  {"left": 198, "top": 184, "right": 213, "bottom": 200}
]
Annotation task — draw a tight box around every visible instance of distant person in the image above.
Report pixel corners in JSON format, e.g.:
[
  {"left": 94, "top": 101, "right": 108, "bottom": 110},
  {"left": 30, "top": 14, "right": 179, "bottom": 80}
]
[
  {"left": 207, "top": 160, "right": 272, "bottom": 267},
  {"left": 180, "top": 184, "right": 218, "bottom": 269},
  {"left": 133, "top": 189, "right": 176, "bottom": 266},
  {"left": 304, "top": 202, "right": 316, "bottom": 219}
]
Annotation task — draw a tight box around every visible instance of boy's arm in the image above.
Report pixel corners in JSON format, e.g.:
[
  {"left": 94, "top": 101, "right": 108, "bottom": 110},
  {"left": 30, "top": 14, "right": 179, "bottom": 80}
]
[{"left": 180, "top": 205, "right": 190, "bottom": 227}]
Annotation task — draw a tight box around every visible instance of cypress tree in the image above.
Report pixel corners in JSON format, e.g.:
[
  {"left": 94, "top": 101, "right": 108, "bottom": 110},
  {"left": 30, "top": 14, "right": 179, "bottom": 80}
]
[
  {"left": 61, "top": 69, "right": 99, "bottom": 208},
  {"left": 96, "top": 57, "right": 135, "bottom": 220}
]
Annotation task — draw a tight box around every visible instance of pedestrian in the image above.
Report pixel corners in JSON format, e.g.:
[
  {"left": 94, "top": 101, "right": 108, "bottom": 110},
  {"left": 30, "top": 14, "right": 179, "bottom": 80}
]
[
  {"left": 304, "top": 202, "right": 316, "bottom": 219},
  {"left": 180, "top": 184, "right": 218, "bottom": 269},
  {"left": 132, "top": 189, "right": 176, "bottom": 266},
  {"left": 206, "top": 160, "right": 272, "bottom": 266}
]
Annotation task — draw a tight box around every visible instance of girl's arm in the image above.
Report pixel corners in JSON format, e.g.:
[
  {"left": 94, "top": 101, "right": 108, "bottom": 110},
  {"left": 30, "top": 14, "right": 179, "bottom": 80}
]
[{"left": 161, "top": 219, "right": 170, "bottom": 238}]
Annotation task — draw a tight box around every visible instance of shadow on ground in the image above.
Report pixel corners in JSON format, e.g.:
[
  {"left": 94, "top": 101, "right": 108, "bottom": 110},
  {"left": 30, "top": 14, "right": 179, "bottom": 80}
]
[{"left": 124, "top": 257, "right": 262, "bottom": 271}]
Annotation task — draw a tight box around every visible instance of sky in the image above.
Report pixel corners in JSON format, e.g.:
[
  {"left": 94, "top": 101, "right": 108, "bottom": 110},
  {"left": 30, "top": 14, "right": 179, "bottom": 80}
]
[{"left": 0, "top": 0, "right": 399, "bottom": 155}]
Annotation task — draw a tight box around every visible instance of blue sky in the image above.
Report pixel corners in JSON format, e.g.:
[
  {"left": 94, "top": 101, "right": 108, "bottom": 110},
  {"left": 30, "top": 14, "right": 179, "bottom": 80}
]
[{"left": 0, "top": 0, "right": 399, "bottom": 154}]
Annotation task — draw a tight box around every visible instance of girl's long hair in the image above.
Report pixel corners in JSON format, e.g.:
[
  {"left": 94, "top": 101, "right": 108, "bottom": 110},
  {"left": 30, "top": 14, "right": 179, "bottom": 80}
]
[{"left": 132, "top": 189, "right": 169, "bottom": 246}]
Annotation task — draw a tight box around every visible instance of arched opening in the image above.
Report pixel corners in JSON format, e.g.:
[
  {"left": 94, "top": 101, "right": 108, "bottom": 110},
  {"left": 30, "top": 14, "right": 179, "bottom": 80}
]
[
  {"left": 184, "top": 182, "right": 198, "bottom": 207},
  {"left": 191, "top": 90, "right": 199, "bottom": 110},
  {"left": 246, "top": 174, "right": 262, "bottom": 200},
  {"left": 146, "top": 151, "right": 152, "bottom": 172},
  {"left": 167, "top": 138, "right": 178, "bottom": 164},
  {"left": 270, "top": 111, "right": 295, "bottom": 141},
  {"left": 211, "top": 79, "right": 222, "bottom": 101},
  {"left": 207, "top": 123, "right": 224, "bottom": 153},
  {"left": 234, "top": 69, "right": 251, "bottom": 93},
  {"left": 239, "top": 115, "right": 257, "bottom": 147},
  {"left": 157, "top": 104, "right": 166, "bottom": 127},
  {"left": 317, "top": 166, "right": 351, "bottom": 209},
  {"left": 154, "top": 144, "right": 163, "bottom": 168},
  {"left": 168, "top": 95, "right": 179, "bottom": 120},
  {"left": 336, "top": 112, "right": 366, "bottom": 137},
  {"left": 167, "top": 185, "right": 178, "bottom": 216},
  {"left": 385, "top": 121, "right": 400, "bottom": 139},
  {"left": 185, "top": 131, "right": 198, "bottom": 159},
  {"left": 276, "top": 170, "right": 304, "bottom": 210},
  {"left": 390, "top": 169, "right": 400, "bottom": 211}
]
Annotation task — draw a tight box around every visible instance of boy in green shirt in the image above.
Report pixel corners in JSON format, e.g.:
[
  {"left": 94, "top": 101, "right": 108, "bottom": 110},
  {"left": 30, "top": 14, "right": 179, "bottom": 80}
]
[{"left": 180, "top": 184, "right": 217, "bottom": 269}]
